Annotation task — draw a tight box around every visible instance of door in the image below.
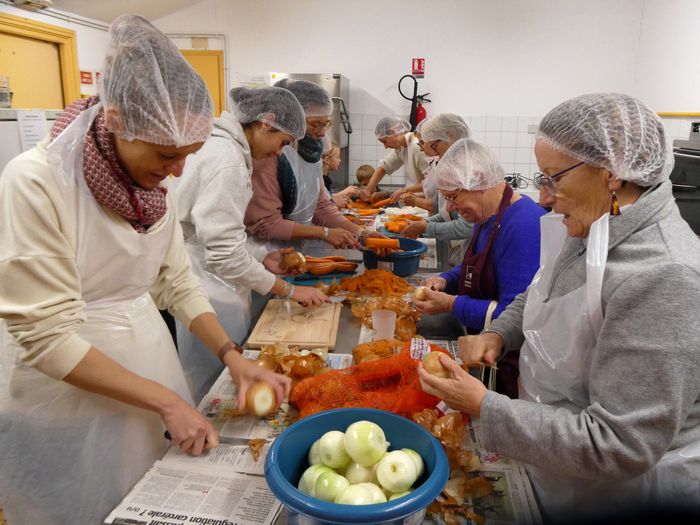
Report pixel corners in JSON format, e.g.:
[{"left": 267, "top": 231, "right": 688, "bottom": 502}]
[{"left": 181, "top": 50, "right": 225, "bottom": 117}]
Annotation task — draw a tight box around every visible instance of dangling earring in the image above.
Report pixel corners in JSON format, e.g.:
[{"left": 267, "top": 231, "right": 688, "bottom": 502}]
[{"left": 610, "top": 190, "right": 620, "bottom": 216}]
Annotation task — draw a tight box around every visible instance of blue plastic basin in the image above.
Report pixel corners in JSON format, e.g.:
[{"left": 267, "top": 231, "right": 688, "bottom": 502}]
[
  {"left": 264, "top": 408, "right": 448, "bottom": 525},
  {"left": 363, "top": 237, "right": 428, "bottom": 277}
]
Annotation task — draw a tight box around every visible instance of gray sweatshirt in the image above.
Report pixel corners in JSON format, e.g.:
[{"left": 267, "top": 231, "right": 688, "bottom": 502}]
[{"left": 482, "top": 180, "right": 700, "bottom": 482}]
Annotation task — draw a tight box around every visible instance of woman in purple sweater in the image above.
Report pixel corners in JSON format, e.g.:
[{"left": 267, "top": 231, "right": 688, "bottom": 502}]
[{"left": 412, "top": 138, "right": 544, "bottom": 398}]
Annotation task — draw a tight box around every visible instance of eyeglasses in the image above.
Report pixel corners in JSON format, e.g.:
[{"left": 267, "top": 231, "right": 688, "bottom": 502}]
[
  {"left": 441, "top": 189, "right": 462, "bottom": 202},
  {"left": 306, "top": 118, "right": 333, "bottom": 130},
  {"left": 534, "top": 161, "right": 585, "bottom": 196}
]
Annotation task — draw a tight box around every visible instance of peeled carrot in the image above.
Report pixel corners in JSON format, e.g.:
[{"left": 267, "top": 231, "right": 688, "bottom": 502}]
[
  {"left": 372, "top": 198, "right": 393, "bottom": 208},
  {"left": 357, "top": 209, "right": 380, "bottom": 216},
  {"left": 364, "top": 238, "right": 400, "bottom": 249}
]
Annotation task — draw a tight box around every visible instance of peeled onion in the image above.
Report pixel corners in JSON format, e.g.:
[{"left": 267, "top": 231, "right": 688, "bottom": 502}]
[
  {"left": 245, "top": 381, "right": 277, "bottom": 416},
  {"left": 422, "top": 351, "right": 452, "bottom": 378},
  {"left": 413, "top": 286, "right": 428, "bottom": 301},
  {"left": 344, "top": 420, "right": 389, "bottom": 467},
  {"left": 318, "top": 430, "right": 351, "bottom": 469},
  {"left": 376, "top": 450, "right": 418, "bottom": 493},
  {"left": 281, "top": 250, "right": 307, "bottom": 273}
]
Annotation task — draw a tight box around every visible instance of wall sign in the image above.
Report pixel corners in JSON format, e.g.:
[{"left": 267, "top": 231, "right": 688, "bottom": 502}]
[
  {"left": 80, "top": 71, "right": 93, "bottom": 85},
  {"left": 412, "top": 58, "right": 425, "bottom": 78}
]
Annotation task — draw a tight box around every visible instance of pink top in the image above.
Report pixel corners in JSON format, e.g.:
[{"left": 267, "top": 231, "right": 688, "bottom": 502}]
[{"left": 244, "top": 156, "right": 349, "bottom": 241}]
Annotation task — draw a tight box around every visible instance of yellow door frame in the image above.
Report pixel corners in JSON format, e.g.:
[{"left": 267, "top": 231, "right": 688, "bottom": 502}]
[
  {"left": 181, "top": 49, "right": 225, "bottom": 116},
  {"left": 0, "top": 12, "right": 80, "bottom": 107}
]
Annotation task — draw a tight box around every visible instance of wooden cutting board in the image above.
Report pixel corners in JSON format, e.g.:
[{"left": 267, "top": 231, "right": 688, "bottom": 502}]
[{"left": 245, "top": 299, "right": 342, "bottom": 349}]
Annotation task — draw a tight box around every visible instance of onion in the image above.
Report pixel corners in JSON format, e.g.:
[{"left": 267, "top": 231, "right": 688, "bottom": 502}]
[
  {"left": 343, "top": 462, "right": 379, "bottom": 485},
  {"left": 318, "top": 430, "right": 351, "bottom": 469},
  {"left": 334, "top": 484, "right": 375, "bottom": 505},
  {"left": 413, "top": 286, "right": 428, "bottom": 301},
  {"left": 376, "top": 450, "right": 418, "bottom": 493},
  {"left": 357, "top": 482, "right": 387, "bottom": 503},
  {"left": 422, "top": 351, "right": 452, "bottom": 378},
  {"left": 388, "top": 489, "right": 413, "bottom": 500},
  {"left": 245, "top": 381, "right": 276, "bottom": 416},
  {"left": 281, "top": 250, "right": 306, "bottom": 273},
  {"left": 314, "top": 471, "right": 350, "bottom": 502},
  {"left": 343, "top": 420, "right": 389, "bottom": 467},
  {"left": 401, "top": 448, "right": 424, "bottom": 478},
  {"left": 308, "top": 439, "right": 322, "bottom": 465},
  {"left": 298, "top": 464, "right": 333, "bottom": 495}
]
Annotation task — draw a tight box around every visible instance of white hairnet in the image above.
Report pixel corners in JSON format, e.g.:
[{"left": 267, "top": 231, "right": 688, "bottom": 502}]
[
  {"left": 420, "top": 113, "right": 471, "bottom": 145},
  {"left": 100, "top": 15, "right": 213, "bottom": 147},
  {"left": 375, "top": 116, "right": 410, "bottom": 139},
  {"left": 321, "top": 134, "right": 333, "bottom": 154},
  {"left": 230, "top": 86, "right": 306, "bottom": 140},
  {"left": 434, "top": 138, "right": 504, "bottom": 192},
  {"left": 415, "top": 118, "right": 428, "bottom": 134},
  {"left": 273, "top": 79, "right": 332, "bottom": 118},
  {"left": 537, "top": 92, "right": 673, "bottom": 186}
]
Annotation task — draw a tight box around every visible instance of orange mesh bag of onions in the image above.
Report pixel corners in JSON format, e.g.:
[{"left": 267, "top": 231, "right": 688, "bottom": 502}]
[{"left": 289, "top": 346, "right": 441, "bottom": 419}]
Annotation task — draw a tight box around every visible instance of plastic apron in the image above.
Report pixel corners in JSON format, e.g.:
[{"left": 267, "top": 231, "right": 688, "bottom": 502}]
[
  {"left": 519, "top": 212, "right": 700, "bottom": 518},
  {"left": 0, "top": 104, "right": 192, "bottom": 525},
  {"left": 176, "top": 236, "right": 252, "bottom": 404},
  {"left": 246, "top": 144, "right": 322, "bottom": 253}
]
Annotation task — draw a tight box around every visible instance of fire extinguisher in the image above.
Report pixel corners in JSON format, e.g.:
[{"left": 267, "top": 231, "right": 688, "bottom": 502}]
[{"left": 398, "top": 75, "right": 431, "bottom": 131}]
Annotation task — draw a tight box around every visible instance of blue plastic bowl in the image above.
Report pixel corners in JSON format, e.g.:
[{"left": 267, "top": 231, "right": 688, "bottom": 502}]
[
  {"left": 363, "top": 237, "right": 428, "bottom": 277},
  {"left": 265, "top": 408, "right": 448, "bottom": 525}
]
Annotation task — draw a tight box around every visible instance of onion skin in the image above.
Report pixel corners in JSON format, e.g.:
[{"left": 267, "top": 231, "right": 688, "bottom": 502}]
[
  {"left": 422, "top": 351, "right": 452, "bottom": 378},
  {"left": 281, "top": 251, "right": 307, "bottom": 273},
  {"left": 245, "top": 381, "right": 277, "bottom": 416}
]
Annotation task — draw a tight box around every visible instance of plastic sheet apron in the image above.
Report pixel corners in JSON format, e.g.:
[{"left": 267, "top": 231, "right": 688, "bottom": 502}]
[
  {"left": 0, "top": 104, "right": 192, "bottom": 525},
  {"left": 519, "top": 212, "right": 700, "bottom": 518},
  {"left": 175, "top": 239, "right": 251, "bottom": 403},
  {"left": 247, "top": 145, "right": 322, "bottom": 254}
]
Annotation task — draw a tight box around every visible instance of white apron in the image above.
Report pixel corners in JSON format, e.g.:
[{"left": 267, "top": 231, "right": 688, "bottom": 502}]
[
  {"left": 519, "top": 212, "right": 700, "bottom": 518},
  {"left": 0, "top": 104, "right": 192, "bottom": 525},
  {"left": 175, "top": 239, "right": 250, "bottom": 403},
  {"left": 246, "top": 144, "right": 322, "bottom": 254}
]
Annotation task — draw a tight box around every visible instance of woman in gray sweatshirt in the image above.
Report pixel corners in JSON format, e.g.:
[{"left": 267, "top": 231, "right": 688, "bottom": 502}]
[{"left": 418, "top": 93, "right": 700, "bottom": 521}]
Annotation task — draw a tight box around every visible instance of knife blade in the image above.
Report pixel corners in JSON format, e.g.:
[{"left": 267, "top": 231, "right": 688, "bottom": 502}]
[{"left": 164, "top": 430, "right": 267, "bottom": 446}]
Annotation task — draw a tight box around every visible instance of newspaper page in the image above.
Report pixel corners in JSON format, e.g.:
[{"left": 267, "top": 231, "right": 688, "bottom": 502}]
[{"left": 104, "top": 460, "right": 282, "bottom": 525}]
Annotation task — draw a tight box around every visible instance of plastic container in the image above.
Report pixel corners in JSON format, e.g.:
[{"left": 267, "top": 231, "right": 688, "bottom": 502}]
[
  {"left": 265, "top": 408, "right": 448, "bottom": 525},
  {"left": 363, "top": 237, "right": 428, "bottom": 277}
]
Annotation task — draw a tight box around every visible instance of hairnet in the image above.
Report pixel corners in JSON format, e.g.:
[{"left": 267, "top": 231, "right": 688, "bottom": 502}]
[
  {"left": 434, "top": 138, "right": 504, "bottom": 192},
  {"left": 321, "top": 134, "right": 333, "bottom": 154},
  {"left": 375, "top": 116, "right": 411, "bottom": 139},
  {"left": 230, "top": 86, "right": 305, "bottom": 140},
  {"left": 100, "top": 15, "right": 213, "bottom": 147},
  {"left": 273, "top": 79, "right": 332, "bottom": 118},
  {"left": 420, "top": 113, "right": 471, "bottom": 145},
  {"left": 537, "top": 93, "right": 673, "bottom": 186}
]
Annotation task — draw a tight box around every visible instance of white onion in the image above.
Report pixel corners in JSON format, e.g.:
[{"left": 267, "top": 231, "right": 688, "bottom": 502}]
[
  {"left": 344, "top": 420, "right": 389, "bottom": 467},
  {"left": 334, "top": 484, "right": 375, "bottom": 505},
  {"left": 308, "top": 439, "right": 322, "bottom": 465},
  {"left": 388, "top": 489, "right": 413, "bottom": 500},
  {"left": 344, "top": 461, "right": 379, "bottom": 485},
  {"left": 357, "top": 482, "right": 387, "bottom": 503},
  {"left": 298, "top": 464, "right": 333, "bottom": 495},
  {"left": 401, "top": 448, "right": 424, "bottom": 478},
  {"left": 376, "top": 450, "right": 418, "bottom": 493},
  {"left": 314, "top": 471, "right": 350, "bottom": 502},
  {"left": 319, "top": 430, "right": 351, "bottom": 469}
]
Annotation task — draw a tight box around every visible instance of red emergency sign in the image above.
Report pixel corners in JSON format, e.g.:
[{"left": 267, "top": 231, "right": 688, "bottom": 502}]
[{"left": 412, "top": 58, "right": 425, "bottom": 78}]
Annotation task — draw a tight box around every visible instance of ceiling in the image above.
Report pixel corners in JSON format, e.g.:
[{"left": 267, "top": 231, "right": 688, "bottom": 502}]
[{"left": 47, "top": 0, "right": 204, "bottom": 23}]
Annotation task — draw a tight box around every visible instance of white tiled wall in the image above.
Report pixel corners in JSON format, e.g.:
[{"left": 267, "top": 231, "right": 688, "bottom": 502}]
[
  {"left": 348, "top": 113, "right": 542, "bottom": 193},
  {"left": 347, "top": 113, "right": 699, "bottom": 194}
]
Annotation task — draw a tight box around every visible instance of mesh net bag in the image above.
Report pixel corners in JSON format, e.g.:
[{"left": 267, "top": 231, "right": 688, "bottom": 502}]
[{"left": 290, "top": 346, "right": 441, "bottom": 419}]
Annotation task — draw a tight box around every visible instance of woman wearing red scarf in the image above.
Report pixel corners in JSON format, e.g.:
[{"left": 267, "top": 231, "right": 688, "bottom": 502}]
[{"left": 0, "top": 15, "right": 290, "bottom": 525}]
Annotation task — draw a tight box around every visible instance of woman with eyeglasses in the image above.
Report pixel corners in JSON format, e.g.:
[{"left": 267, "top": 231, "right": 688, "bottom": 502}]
[
  {"left": 401, "top": 113, "right": 475, "bottom": 266},
  {"left": 418, "top": 93, "right": 700, "bottom": 521},
  {"left": 358, "top": 116, "right": 432, "bottom": 204},
  {"left": 245, "top": 79, "right": 377, "bottom": 250},
  {"left": 173, "top": 86, "right": 329, "bottom": 402},
  {"left": 412, "top": 138, "right": 545, "bottom": 398}
]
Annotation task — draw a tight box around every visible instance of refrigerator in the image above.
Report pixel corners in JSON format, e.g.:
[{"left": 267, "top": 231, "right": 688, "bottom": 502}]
[{"left": 237, "top": 72, "right": 352, "bottom": 186}]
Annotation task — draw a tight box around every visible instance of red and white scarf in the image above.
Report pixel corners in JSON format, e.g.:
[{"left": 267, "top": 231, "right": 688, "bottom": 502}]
[{"left": 50, "top": 97, "right": 167, "bottom": 233}]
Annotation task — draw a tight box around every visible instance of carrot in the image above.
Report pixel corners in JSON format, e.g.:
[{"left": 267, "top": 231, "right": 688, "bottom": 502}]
[
  {"left": 357, "top": 209, "right": 380, "bottom": 216},
  {"left": 308, "top": 262, "right": 338, "bottom": 275},
  {"left": 372, "top": 198, "right": 393, "bottom": 208},
  {"left": 364, "top": 238, "right": 400, "bottom": 249}
]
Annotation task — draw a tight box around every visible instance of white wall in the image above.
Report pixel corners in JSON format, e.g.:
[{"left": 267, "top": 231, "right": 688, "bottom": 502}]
[
  {"left": 0, "top": 2, "right": 110, "bottom": 96},
  {"left": 153, "top": 0, "right": 648, "bottom": 117}
]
